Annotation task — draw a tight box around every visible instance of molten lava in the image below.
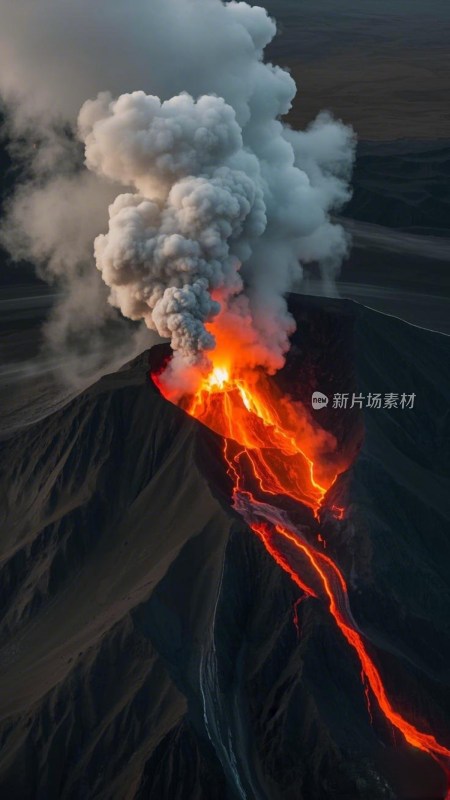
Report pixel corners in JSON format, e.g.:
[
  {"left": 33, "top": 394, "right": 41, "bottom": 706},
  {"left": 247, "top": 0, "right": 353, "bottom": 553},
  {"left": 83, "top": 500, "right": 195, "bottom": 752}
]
[
  {"left": 153, "top": 361, "right": 450, "bottom": 792},
  {"left": 174, "top": 364, "right": 343, "bottom": 512}
]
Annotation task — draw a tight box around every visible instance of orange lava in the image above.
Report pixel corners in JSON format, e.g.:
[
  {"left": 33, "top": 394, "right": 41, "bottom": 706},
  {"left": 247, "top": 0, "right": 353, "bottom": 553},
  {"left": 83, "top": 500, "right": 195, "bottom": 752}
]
[
  {"left": 167, "top": 364, "right": 342, "bottom": 512},
  {"left": 154, "top": 361, "right": 450, "bottom": 790},
  {"left": 255, "top": 520, "right": 450, "bottom": 759}
]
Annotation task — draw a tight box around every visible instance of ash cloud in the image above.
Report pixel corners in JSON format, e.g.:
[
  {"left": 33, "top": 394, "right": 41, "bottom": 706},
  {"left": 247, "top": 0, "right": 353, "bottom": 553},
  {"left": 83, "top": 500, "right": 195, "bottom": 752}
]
[{"left": 0, "top": 0, "right": 355, "bottom": 387}]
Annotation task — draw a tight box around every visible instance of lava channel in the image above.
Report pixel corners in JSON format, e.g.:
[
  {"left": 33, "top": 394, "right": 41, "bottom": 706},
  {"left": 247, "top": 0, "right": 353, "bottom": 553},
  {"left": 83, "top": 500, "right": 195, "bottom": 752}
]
[{"left": 153, "top": 362, "right": 450, "bottom": 795}]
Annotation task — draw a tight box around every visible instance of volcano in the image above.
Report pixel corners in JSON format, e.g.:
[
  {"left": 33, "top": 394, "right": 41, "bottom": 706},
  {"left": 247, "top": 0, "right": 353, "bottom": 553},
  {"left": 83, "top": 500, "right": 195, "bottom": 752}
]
[{"left": 0, "top": 296, "right": 449, "bottom": 800}]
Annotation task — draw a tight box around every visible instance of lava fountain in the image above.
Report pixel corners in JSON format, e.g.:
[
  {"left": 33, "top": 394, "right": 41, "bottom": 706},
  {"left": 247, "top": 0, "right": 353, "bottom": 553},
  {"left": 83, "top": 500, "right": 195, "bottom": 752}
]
[{"left": 153, "top": 357, "right": 450, "bottom": 794}]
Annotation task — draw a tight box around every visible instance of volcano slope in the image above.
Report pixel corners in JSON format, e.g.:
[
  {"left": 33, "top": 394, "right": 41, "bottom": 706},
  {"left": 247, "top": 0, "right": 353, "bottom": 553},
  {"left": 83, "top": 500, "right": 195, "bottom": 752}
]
[{"left": 0, "top": 296, "right": 449, "bottom": 800}]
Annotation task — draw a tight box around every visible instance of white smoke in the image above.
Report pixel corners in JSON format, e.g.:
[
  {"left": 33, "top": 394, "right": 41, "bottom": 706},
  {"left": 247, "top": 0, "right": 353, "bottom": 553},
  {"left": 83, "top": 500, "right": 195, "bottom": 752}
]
[{"left": 0, "top": 0, "right": 355, "bottom": 386}]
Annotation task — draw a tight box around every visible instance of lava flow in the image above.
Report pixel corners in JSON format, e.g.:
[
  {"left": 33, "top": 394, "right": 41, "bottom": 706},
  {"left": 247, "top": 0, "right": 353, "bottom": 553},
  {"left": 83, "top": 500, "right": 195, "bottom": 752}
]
[{"left": 153, "top": 361, "right": 450, "bottom": 792}]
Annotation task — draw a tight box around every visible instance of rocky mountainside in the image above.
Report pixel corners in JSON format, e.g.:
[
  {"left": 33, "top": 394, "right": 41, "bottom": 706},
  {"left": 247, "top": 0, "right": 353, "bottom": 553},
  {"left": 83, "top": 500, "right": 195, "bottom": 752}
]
[{"left": 0, "top": 296, "right": 449, "bottom": 799}]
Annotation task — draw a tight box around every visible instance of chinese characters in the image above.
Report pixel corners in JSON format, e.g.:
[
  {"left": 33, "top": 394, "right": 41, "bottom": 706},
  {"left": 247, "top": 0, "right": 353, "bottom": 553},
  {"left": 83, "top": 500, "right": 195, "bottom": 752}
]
[{"left": 331, "top": 393, "right": 416, "bottom": 409}]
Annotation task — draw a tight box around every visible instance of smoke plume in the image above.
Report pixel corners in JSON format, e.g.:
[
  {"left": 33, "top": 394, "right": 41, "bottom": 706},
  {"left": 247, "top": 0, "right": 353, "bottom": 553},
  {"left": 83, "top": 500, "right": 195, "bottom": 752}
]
[{"left": 0, "top": 0, "right": 355, "bottom": 388}]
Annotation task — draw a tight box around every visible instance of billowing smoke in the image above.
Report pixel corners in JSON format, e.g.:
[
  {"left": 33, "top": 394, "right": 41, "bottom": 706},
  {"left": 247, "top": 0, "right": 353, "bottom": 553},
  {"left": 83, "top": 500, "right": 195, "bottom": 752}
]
[{"left": 0, "top": 0, "right": 355, "bottom": 388}]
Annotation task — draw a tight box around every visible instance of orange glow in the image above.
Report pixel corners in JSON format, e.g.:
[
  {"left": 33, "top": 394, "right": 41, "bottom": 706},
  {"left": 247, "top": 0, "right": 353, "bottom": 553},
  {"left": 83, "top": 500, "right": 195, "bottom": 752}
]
[
  {"left": 331, "top": 504, "right": 345, "bottom": 520},
  {"left": 160, "top": 363, "right": 342, "bottom": 513},
  {"left": 153, "top": 358, "right": 450, "bottom": 791},
  {"left": 262, "top": 521, "right": 450, "bottom": 759}
]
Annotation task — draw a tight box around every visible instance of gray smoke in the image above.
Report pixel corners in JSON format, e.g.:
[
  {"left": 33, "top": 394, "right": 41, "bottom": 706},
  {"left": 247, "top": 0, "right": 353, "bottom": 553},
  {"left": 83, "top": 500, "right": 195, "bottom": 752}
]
[{"left": 0, "top": 0, "right": 355, "bottom": 387}]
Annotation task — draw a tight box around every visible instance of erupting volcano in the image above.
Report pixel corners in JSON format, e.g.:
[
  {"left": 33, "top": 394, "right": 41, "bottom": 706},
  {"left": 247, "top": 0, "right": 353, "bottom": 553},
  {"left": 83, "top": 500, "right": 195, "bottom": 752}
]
[
  {"left": 153, "top": 353, "right": 450, "bottom": 797},
  {"left": 1, "top": 0, "right": 450, "bottom": 795}
]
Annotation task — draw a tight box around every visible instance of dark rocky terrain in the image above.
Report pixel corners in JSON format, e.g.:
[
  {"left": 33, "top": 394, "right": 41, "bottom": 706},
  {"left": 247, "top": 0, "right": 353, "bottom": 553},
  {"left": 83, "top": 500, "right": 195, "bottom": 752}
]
[
  {"left": 0, "top": 296, "right": 449, "bottom": 799},
  {"left": 0, "top": 7, "right": 449, "bottom": 794},
  {"left": 342, "top": 141, "right": 450, "bottom": 236}
]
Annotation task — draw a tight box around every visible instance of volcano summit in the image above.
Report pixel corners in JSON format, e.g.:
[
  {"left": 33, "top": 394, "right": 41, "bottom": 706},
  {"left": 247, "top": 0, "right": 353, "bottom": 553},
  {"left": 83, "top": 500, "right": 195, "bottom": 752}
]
[{"left": 0, "top": 297, "right": 449, "bottom": 800}]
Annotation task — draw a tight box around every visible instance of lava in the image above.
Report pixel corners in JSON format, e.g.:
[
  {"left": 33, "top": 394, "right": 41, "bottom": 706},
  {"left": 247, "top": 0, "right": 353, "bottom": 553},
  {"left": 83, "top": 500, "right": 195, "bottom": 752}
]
[
  {"left": 159, "top": 364, "right": 343, "bottom": 513},
  {"left": 153, "top": 361, "right": 450, "bottom": 793}
]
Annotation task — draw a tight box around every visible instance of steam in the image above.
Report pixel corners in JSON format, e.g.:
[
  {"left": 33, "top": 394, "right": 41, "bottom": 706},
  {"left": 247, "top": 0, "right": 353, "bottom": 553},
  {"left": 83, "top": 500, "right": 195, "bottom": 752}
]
[{"left": 0, "top": 0, "right": 355, "bottom": 387}]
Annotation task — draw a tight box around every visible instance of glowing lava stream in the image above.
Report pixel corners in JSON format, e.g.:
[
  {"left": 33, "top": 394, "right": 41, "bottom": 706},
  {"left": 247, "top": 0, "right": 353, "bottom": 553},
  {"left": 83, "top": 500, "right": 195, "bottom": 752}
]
[{"left": 154, "top": 364, "right": 450, "bottom": 786}]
